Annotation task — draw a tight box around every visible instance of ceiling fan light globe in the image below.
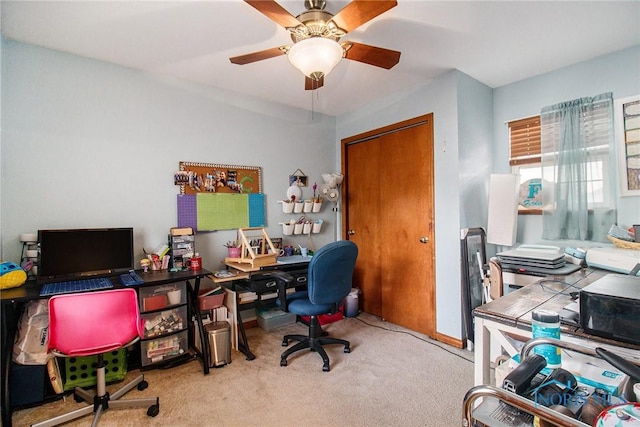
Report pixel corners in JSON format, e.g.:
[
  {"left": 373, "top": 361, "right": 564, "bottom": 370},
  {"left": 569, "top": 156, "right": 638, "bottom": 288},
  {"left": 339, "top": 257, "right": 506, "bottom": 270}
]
[{"left": 288, "top": 37, "right": 343, "bottom": 79}]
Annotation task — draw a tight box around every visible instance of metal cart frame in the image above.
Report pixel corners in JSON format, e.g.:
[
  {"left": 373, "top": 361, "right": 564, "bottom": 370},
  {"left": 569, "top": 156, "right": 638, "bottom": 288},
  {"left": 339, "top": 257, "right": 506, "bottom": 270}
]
[{"left": 463, "top": 337, "right": 639, "bottom": 426}]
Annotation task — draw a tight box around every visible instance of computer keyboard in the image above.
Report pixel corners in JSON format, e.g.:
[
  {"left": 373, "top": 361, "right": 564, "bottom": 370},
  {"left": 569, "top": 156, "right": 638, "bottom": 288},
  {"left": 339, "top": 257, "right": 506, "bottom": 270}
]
[
  {"left": 39, "top": 277, "right": 113, "bottom": 296},
  {"left": 119, "top": 270, "right": 144, "bottom": 286}
]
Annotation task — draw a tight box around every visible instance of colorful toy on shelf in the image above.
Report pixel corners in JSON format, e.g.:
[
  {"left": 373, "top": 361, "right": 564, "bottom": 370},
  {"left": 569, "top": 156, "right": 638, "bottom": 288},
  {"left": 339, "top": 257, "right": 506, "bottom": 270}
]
[
  {"left": 0, "top": 261, "right": 27, "bottom": 289},
  {"left": 140, "top": 258, "right": 151, "bottom": 273}
]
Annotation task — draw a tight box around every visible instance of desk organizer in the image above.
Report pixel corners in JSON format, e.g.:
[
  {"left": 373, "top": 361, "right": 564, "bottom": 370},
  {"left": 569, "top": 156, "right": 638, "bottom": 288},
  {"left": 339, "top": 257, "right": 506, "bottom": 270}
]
[
  {"left": 63, "top": 349, "right": 127, "bottom": 391},
  {"left": 224, "top": 227, "right": 277, "bottom": 268}
]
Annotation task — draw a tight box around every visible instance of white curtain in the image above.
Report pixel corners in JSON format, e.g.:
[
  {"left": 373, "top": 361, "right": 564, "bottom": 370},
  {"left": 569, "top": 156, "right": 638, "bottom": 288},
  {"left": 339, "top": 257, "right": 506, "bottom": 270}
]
[{"left": 540, "top": 93, "right": 616, "bottom": 242}]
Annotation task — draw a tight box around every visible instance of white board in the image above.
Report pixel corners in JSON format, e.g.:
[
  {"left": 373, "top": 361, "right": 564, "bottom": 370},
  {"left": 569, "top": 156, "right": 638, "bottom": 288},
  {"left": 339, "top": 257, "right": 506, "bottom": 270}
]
[{"left": 487, "top": 174, "right": 519, "bottom": 246}]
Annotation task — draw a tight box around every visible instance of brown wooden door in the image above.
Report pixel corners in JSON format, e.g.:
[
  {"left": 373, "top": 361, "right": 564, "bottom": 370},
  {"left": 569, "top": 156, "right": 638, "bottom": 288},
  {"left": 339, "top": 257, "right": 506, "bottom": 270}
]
[{"left": 342, "top": 114, "right": 436, "bottom": 337}]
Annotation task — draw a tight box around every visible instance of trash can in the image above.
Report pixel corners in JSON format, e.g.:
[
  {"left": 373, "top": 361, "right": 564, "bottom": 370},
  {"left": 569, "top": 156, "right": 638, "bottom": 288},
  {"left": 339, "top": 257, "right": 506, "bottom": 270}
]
[
  {"left": 205, "top": 321, "right": 231, "bottom": 367},
  {"left": 344, "top": 288, "right": 360, "bottom": 317}
]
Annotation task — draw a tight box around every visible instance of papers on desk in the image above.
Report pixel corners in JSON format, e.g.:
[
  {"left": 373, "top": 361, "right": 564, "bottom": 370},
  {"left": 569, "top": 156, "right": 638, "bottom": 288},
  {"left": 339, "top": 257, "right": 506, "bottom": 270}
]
[
  {"left": 213, "top": 270, "right": 237, "bottom": 279},
  {"left": 276, "top": 255, "right": 311, "bottom": 264}
]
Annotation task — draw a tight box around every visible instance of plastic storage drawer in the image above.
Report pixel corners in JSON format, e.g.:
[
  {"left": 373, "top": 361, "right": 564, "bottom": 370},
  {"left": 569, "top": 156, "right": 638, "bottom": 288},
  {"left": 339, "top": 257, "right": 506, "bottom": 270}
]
[
  {"left": 257, "top": 307, "right": 297, "bottom": 331},
  {"left": 141, "top": 305, "right": 187, "bottom": 339},
  {"left": 139, "top": 282, "right": 186, "bottom": 312},
  {"left": 141, "top": 330, "right": 188, "bottom": 366}
]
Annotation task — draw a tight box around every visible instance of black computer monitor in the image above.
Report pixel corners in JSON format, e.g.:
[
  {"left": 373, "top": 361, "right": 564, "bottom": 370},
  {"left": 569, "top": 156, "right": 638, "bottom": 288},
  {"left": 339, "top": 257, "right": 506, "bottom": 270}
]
[{"left": 37, "top": 227, "right": 134, "bottom": 283}]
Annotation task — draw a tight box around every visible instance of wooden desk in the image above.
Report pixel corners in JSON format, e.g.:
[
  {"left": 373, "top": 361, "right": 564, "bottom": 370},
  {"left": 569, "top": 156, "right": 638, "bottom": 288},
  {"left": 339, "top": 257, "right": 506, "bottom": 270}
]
[
  {"left": 473, "top": 267, "right": 640, "bottom": 386},
  {"left": 1, "top": 268, "right": 211, "bottom": 427},
  {"left": 210, "top": 258, "right": 310, "bottom": 360}
]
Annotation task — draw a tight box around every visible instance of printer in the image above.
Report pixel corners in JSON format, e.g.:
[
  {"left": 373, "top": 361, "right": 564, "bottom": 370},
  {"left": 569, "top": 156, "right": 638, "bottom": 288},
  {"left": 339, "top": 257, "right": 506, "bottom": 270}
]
[
  {"left": 580, "top": 274, "right": 640, "bottom": 344},
  {"left": 586, "top": 246, "right": 640, "bottom": 276}
]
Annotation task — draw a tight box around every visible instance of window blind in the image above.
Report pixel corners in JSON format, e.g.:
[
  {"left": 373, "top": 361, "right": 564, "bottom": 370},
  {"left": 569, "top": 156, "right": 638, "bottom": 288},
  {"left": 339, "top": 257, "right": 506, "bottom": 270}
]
[
  {"left": 508, "top": 116, "right": 541, "bottom": 166},
  {"left": 541, "top": 101, "right": 612, "bottom": 154}
]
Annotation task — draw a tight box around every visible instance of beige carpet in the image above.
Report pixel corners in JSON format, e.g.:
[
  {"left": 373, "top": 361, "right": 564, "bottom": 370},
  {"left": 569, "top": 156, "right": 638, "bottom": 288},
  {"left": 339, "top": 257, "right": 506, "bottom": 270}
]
[{"left": 12, "top": 313, "right": 474, "bottom": 427}]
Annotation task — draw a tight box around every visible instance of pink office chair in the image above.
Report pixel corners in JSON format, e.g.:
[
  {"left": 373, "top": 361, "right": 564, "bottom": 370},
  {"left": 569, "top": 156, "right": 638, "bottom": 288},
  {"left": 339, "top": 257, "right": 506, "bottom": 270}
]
[{"left": 32, "top": 288, "right": 159, "bottom": 427}]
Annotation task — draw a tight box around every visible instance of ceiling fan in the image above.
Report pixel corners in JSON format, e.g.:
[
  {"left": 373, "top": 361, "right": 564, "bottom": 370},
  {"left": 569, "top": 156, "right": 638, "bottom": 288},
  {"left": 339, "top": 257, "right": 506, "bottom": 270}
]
[{"left": 229, "top": 0, "right": 401, "bottom": 90}]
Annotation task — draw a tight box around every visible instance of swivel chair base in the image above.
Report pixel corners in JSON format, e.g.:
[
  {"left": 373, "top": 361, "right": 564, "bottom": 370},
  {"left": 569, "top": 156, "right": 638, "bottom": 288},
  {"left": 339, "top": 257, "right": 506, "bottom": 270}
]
[
  {"left": 32, "top": 355, "right": 160, "bottom": 427},
  {"left": 280, "top": 315, "right": 350, "bottom": 372}
]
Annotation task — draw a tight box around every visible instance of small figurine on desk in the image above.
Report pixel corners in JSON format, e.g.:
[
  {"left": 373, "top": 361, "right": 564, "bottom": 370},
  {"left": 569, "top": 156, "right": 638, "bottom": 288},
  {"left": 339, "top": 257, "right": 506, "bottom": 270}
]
[{"left": 140, "top": 258, "right": 150, "bottom": 273}]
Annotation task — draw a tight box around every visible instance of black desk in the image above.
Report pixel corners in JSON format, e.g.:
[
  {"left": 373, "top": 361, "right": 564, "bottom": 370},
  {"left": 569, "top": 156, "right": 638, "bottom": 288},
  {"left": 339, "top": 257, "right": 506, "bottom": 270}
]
[{"left": 0, "top": 268, "right": 212, "bottom": 427}]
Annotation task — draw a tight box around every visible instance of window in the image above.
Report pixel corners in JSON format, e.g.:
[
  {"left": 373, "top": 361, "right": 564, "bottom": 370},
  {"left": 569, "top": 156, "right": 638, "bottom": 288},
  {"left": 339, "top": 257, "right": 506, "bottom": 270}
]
[
  {"left": 509, "top": 116, "right": 542, "bottom": 213},
  {"left": 509, "top": 116, "right": 541, "bottom": 166},
  {"left": 540, "top": 97, "right": 614, "bottom": 210},
  {"left": 509, "top": 113, "right": 612, "bottom": 213}
]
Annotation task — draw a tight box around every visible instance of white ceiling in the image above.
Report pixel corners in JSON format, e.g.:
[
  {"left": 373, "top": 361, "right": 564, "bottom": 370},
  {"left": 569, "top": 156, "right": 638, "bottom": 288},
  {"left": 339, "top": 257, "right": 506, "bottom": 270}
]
[{"left": 2, "top": 0, "right": 639, "bottom": 116}]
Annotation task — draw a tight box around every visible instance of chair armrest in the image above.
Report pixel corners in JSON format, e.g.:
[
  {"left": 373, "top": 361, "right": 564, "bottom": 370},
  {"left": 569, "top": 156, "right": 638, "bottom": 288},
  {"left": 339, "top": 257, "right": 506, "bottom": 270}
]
[{"left": 261, "top": 271, "right": 294, "bottom": 311}]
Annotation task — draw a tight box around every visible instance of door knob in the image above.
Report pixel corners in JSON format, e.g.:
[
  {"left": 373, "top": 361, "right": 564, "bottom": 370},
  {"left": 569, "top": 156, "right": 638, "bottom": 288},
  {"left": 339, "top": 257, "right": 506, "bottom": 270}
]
[
  {"left": 347, "top": 230, "right": 356, "bottom": 236},
  {"left": 419, "top": 236, "right": 429, "bottom": 243}
]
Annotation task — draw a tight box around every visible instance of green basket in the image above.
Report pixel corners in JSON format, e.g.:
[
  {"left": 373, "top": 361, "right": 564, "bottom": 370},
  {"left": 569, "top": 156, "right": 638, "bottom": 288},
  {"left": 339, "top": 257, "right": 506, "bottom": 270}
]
[{"left": 63, "top": 349, "right": 127, "bottom": 391}]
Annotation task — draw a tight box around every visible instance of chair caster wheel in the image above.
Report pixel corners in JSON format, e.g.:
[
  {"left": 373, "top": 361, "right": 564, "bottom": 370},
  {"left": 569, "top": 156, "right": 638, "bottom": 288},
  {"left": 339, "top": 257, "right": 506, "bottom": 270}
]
[
  {"left": 147, "top": 404, "right": 160, "bottom": 417},
  {"left": 344, "top": 347, "right": 350, "bottom": 353},
  {"left": 280, "top": 359, "right": 287, "bottom": 367},
  {"left": 322, "top": 365, "right": 330, "bottom": 372},
  {"left": 138, "top": 380, "right": 148, "bottom": 391},
  {"left": 281, "top": 340, "right": 288, "bottom": 347}
]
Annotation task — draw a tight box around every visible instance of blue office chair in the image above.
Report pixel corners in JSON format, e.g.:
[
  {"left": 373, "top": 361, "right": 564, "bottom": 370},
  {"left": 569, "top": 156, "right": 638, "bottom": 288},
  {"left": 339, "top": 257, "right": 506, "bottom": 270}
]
[{"left": 276, "top": 240, "right": 358, "bottom": 372}]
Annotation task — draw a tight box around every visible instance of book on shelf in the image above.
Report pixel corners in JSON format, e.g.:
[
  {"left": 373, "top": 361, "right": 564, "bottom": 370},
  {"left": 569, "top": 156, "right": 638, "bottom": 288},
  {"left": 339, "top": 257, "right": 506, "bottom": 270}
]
[
  {"left": 238, "top": 291, "right": 258, "bottom": 303},
  {"left": 153, "top": 244, "right": 170, "bottom": 258}
]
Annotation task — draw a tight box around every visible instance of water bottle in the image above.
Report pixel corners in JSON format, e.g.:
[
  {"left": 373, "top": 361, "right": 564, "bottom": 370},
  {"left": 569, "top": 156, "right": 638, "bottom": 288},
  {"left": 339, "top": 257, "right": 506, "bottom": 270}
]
[{"left": 531, "top": 309, "right": 561, "bottom": 368}]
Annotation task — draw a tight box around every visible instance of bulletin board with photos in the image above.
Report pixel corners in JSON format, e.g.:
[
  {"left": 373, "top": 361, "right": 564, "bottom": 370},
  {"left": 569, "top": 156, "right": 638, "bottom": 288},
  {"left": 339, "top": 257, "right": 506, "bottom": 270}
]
[
  {"left": 175, "top": 161, "right": 265, "bottom": 231},
  {"left": 615, "top": 95, "right": 640, "bottom": 196},
  {"left": 176, "top": 161, "right": 262, "bottom": 195}
]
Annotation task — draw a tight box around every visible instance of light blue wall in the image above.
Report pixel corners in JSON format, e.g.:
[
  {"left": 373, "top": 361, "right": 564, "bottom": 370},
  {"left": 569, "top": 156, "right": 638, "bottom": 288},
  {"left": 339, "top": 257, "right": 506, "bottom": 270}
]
[
  {"left": 457, "top": 72, "right": 493, "bottom": 230},
  {"left": 0, "top": 38, "right": 337, "bottom": 267},
  {"left": 3, "top": 36, "right": 638, "bottom": 341},
  {"left": 493, "top": 46, "right": 640, "bottom": 246}
]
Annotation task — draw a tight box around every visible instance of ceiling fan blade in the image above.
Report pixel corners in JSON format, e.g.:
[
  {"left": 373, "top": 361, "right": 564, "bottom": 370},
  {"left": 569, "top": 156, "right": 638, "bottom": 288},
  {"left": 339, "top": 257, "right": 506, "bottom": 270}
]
[
  {"left": 305, "top": 75, "right": 324, "bottom": 91},
  {"left": 229, "top": 46, "right": 288, "bottom": 65},
  {"left": 331, "top": 0, "right": 397, "bottom": 33},
  {"left": 344, "top": 41, "right": 400, "bottom": 69},
  {"left": 244, "top": 0, "right": 302, "bottom": 29}
]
